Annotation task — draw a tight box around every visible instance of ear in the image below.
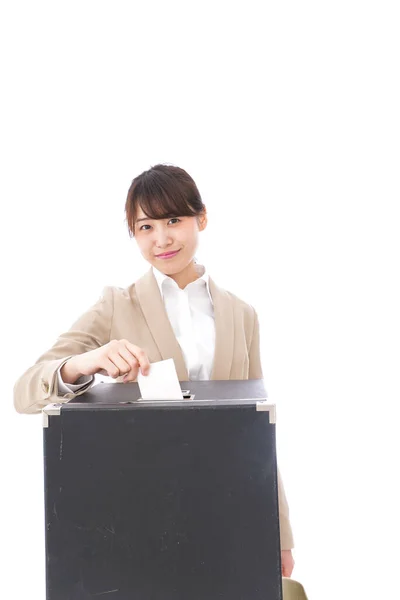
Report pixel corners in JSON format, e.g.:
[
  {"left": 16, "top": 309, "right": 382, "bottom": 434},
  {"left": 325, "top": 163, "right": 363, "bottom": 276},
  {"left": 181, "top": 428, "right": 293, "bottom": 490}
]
[{"left": 197, "top": 208, "right": 208, "bottom": 232}]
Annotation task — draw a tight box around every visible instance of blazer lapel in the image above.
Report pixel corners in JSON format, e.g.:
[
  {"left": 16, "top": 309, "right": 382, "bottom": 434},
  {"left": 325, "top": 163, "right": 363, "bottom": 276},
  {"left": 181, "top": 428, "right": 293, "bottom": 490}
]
[
  {"left": 135, "top": 268, "right": 189, "bottom": 380},
  {"left": 208, "top": 276, "right": 234, "bottom": 380}
]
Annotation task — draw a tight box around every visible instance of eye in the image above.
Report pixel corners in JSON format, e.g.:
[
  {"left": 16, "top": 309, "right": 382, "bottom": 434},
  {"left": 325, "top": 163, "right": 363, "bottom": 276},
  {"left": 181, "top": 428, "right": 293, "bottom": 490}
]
[{"left": 138, "top": 218, "right": 180, "bottom": 232}]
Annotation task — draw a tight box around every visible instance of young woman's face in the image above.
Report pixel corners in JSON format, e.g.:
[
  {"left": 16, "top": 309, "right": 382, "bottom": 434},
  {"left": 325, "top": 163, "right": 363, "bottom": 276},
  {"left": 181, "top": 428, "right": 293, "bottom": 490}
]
[{"left": 134, "top": 205, "right": 207, "bottom": 275}]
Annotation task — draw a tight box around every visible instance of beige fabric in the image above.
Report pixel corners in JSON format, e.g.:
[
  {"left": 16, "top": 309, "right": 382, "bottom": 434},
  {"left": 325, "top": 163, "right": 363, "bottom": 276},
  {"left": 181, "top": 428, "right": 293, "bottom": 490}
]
[
  {"left": 282, "top": 577, "right": 309, "bottom": 600},
  {"left": 13, "top": 267, "right": 294, "bottom": 549}
]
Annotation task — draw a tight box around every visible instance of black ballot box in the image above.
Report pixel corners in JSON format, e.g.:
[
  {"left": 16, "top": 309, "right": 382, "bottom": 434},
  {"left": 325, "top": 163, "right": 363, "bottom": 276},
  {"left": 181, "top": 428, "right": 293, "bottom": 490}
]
[{"left": 42, "top": 379, "right": 282, "bottom": 600}]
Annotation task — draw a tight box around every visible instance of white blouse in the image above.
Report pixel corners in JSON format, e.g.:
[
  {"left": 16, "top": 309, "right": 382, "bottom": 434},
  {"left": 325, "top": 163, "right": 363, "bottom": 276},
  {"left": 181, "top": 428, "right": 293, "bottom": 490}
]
[{"left": 152, "top": 262, "right": 215, "bottom": 380}]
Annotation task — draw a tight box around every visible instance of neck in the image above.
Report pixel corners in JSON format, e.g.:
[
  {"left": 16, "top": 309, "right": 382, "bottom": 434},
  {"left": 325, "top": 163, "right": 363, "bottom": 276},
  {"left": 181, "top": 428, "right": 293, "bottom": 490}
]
[{"left": 169, "top": 260, "right": 199, "bottom": 289}]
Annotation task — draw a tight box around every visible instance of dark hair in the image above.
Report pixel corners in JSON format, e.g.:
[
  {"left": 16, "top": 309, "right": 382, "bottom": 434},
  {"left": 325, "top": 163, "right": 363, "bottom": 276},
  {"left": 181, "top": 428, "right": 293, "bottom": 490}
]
[{"left": 125, "top": 164, "right": 206, "bottom": 238}]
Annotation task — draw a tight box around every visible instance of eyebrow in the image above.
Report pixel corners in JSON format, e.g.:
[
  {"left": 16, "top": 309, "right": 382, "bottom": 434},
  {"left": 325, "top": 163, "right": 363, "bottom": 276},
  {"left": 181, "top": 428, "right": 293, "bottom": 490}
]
[
  {"left": 135, "top": 216, "right": 178, "bottom": 224},
  {"left": 135, "top": 215, "right": 180, "bottom": 225}
]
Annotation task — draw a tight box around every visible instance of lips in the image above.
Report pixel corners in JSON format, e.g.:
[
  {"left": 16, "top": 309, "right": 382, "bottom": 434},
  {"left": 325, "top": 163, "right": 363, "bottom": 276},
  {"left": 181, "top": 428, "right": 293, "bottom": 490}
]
[{"left": 155, "top": 249, "right": 181, "bottom": 258}]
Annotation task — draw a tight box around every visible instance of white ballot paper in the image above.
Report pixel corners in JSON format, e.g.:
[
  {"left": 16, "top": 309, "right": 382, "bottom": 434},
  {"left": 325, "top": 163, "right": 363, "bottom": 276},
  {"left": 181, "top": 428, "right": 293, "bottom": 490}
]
[{"left": 137, "top": 358, "right": 184, "bottom": 400}]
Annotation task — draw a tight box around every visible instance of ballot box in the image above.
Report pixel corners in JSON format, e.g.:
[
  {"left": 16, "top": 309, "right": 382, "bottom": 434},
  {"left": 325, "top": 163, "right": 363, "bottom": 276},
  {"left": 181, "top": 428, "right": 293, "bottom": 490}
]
[{"left": 42, "top": 379, "right": 282, "bottom": 600}]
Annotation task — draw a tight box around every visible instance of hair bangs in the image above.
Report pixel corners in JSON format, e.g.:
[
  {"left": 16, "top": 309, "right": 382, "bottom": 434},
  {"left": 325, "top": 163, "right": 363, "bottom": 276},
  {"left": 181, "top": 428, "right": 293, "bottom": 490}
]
[{"left": 138, "top": 176, "right": 198, "bottom": 221}]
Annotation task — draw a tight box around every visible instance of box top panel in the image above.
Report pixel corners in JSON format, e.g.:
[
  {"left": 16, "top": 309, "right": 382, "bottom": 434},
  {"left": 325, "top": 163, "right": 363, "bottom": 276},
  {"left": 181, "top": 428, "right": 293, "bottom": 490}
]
[
  {"left": 42, "top": 380, "right": 275, "bottom": 424},
  {"left": 74, "top": 379, "right": 267, "bottom": 404}
]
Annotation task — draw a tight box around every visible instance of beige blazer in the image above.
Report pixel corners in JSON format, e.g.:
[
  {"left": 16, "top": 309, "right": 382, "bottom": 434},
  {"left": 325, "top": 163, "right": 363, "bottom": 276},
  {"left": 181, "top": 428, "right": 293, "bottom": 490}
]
[{"left": 13, "top": 267, "right": 294, "bottom": 549}]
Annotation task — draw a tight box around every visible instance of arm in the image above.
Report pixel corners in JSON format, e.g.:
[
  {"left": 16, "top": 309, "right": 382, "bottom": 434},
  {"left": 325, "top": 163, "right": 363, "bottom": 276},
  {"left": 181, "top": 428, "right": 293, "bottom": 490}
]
[
  {"left": 277, "top": 468, "right": 295, "bottom": 550},
  {"left": 13, "top": 286, "right": 114, "bottom": 415},
  {"left": 248, "top": 307, "right": 263, "bottom": 379},
  {"left": 248, "top": 307, "right": 295, "bottom": 550}
]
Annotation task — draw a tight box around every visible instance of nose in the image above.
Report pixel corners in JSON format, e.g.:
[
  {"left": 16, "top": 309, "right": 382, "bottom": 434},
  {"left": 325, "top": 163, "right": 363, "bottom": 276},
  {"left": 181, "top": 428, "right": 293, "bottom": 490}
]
[{"left": 154, "top": 226, "right": 173, "bottom": 249}]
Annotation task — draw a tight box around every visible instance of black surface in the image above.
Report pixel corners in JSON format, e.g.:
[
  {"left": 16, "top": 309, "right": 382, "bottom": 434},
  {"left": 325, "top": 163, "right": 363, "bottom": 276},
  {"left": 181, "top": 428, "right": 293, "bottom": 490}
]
[
  {"left": 43, "top": 382, "right": 282, "bottom": 600},
  {"left": 68, "top": 379, "right": 269, "bottom": 406}
]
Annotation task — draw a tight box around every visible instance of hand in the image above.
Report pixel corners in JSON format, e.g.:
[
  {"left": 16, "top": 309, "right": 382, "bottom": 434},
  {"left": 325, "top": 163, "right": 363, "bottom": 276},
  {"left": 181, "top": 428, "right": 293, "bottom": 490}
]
[
  {"left": 281, "top": 550, "right": 295, "bottom": 577},
  {"left": 71, "top": 339, "right": 150, "bottom": 382}
]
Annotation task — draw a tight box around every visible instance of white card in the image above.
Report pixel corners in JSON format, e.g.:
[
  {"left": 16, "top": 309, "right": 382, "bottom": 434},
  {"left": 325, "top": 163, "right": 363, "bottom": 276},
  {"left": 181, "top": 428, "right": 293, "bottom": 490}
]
[{"left": 137, "top": 358, "right": 184, "bottom": 400}]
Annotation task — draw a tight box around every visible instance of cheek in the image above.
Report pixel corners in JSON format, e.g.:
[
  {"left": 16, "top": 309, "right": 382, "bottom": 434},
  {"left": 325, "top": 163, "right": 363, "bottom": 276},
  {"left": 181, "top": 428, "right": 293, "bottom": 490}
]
[
  {"left": 181, "top": 225, "right": 198, "bottom": 244},
  {"left": 135, "top": 238, "right": 151, "bottom": 256}
]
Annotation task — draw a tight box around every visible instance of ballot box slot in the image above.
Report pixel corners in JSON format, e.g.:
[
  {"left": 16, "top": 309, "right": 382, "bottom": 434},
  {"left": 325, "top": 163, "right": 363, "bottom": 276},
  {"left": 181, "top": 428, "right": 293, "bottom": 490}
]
[
  {"left": 120, "top": 389, "right": 194, "bottom": 403},
  {"left": 121, "top": 393, "right": 195, "bottom": 403}
]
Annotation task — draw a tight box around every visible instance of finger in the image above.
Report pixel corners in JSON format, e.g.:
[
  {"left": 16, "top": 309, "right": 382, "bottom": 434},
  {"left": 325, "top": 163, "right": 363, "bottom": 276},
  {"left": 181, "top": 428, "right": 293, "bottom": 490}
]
[
  {"left": 117, "top": 346, "right": 140, "bottom": 379},
  {"left": 100, "top": 357, "right": 124, "bottom": 379},
  {"left": 281, "top": 557, "right": 288, "bottom": 578},
  {"left": 282, "top": 562, "right": 293, "bottom": 578},
  {"left": 126, "top": 343, "right": 150, "bottom": 375},
  {"left": 124, "top": 342, "right": 151, "bottom": 375},
  {"left": 121, "top": 360, "right": 139, "bottom": 383},
  {"left": 122, "top": 370, "right": 138, "bottom": 383},
  {"left": 106, "top": 353, "right": 132, "bottom": 378}
]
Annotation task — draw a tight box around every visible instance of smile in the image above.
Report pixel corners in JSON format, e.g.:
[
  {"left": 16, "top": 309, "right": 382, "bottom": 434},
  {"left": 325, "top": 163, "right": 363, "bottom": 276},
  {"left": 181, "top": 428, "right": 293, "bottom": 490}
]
[{"left": 155, "top": 249, "right": 181, "bottom": 259}]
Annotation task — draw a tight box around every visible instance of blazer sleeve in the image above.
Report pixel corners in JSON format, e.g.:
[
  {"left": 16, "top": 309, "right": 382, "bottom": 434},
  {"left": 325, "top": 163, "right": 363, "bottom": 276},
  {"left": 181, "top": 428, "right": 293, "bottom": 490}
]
[
  {"left": 13, "top": 286, "right": 114, "bottom": 415},
  {"left": 248, "top": 307, "right": 263, "bottom": 379},
  {"left": 248, "top": 307, "right": 295, "bottom": 550}
]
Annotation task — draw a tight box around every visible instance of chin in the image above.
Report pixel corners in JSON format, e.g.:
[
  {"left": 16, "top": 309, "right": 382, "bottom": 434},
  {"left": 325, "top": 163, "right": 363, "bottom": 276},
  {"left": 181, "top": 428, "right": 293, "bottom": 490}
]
[
  {"left": 150, "top": 251, "right": 194, "bottom": 274},
  {"left": 161, "top": 265, "right": 181, "bottom": 275}
]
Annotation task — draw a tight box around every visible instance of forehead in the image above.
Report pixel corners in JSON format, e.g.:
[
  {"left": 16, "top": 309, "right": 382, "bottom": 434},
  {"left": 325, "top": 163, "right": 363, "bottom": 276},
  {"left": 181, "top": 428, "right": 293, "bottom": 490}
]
[{"left": 135, "top": 206, "right": 149, "bottom": 220}]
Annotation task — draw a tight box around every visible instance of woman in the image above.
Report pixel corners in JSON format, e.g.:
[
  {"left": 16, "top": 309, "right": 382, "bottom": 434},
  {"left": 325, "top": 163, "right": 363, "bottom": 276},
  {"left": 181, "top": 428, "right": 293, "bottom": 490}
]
[{"left": 13, "top": 163, "right": 295, "bottom": 577}]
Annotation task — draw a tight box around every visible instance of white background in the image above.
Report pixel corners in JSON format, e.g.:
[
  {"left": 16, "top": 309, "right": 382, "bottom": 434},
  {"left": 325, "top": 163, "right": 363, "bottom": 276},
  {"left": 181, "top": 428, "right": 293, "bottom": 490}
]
[{"left": 2, "top": 2, "right": 400, "bottom": 599}]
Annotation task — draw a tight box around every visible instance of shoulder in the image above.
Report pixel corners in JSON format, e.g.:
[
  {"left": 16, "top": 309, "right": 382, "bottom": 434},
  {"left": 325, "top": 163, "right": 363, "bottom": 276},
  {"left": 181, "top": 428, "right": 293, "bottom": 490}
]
[
  {"left": 227, "top": 289, "right": 256, "bottom": 313},
  {"left": 100, "top": 270, "right": 152, "bottom": 309},
  {"left": 213, "top": 279, "right": 257, "bottom": 331},
  {"left": 230, "top": 290, "right": 257, "bottom": 329},
  {"left": 212, "top": 277, "right": 256, "bottom": 312},
  {"left": 100, "top": 281, "right": 139, "bottom": 305}
]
